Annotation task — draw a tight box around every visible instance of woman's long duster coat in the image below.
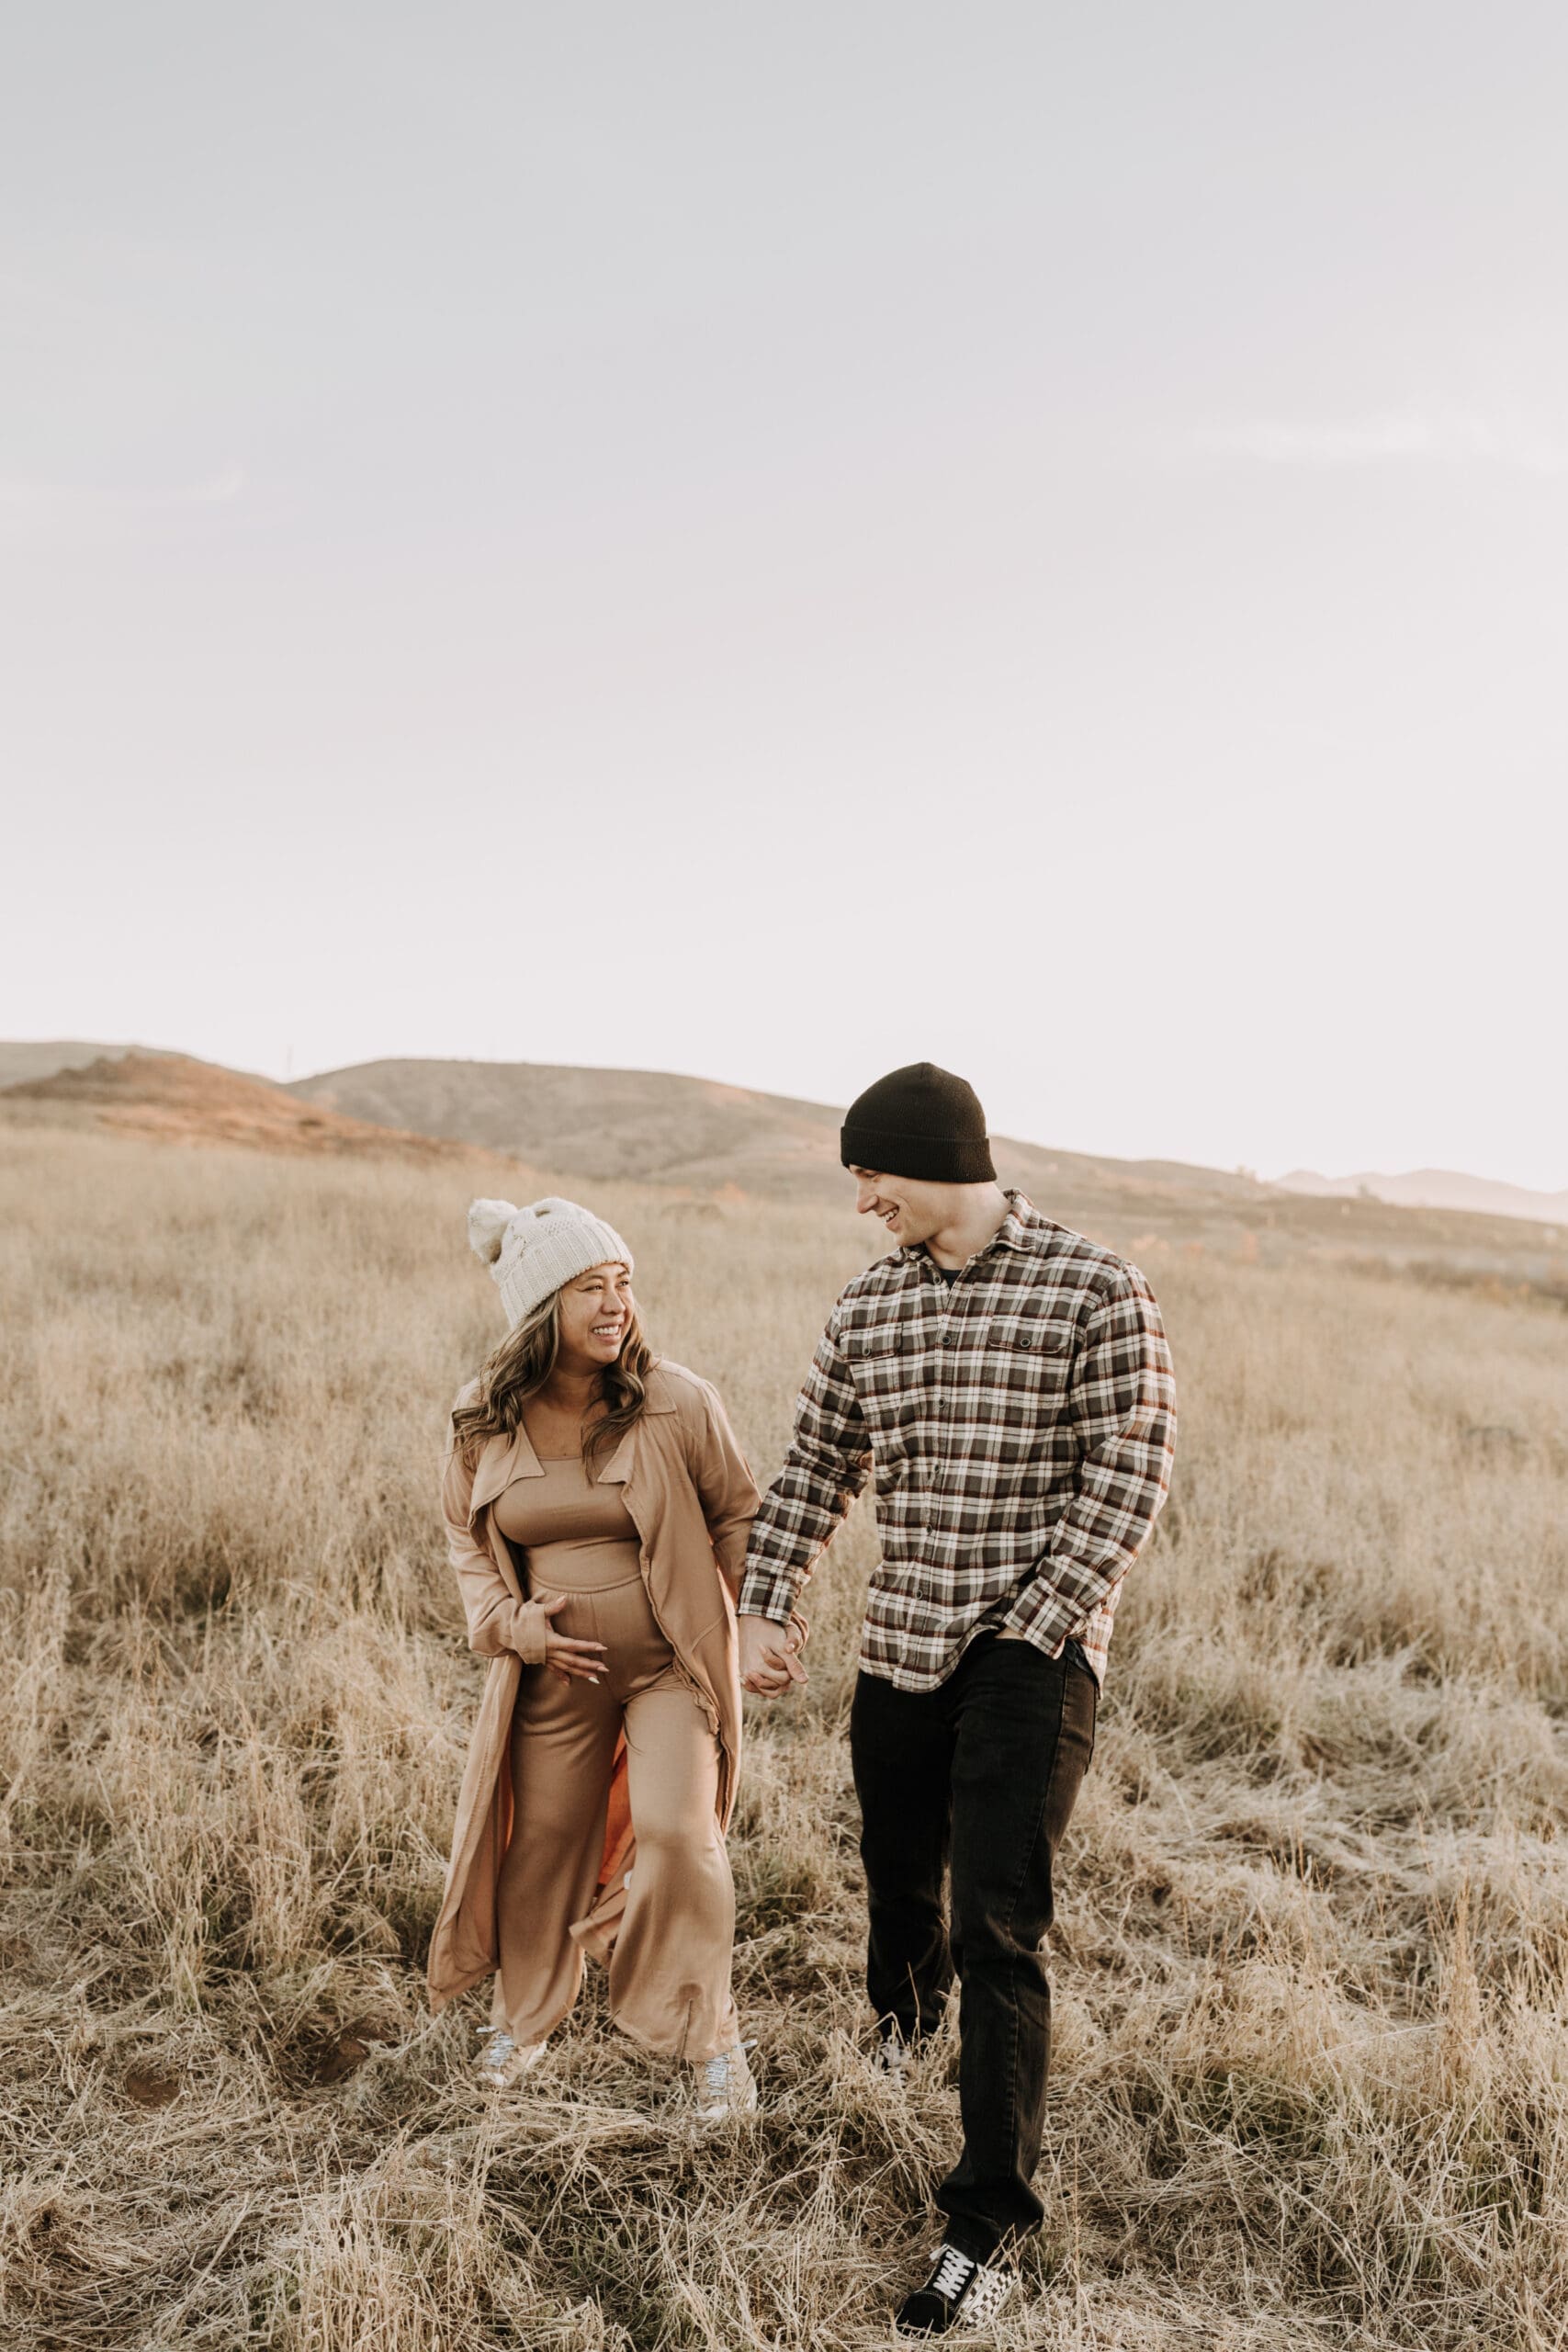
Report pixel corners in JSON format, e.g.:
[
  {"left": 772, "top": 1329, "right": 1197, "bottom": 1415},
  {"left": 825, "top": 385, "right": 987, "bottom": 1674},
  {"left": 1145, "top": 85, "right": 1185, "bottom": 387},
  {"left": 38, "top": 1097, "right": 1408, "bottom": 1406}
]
[{"left": 426, "top": 1360, "right": 761, "bottom": 2012}]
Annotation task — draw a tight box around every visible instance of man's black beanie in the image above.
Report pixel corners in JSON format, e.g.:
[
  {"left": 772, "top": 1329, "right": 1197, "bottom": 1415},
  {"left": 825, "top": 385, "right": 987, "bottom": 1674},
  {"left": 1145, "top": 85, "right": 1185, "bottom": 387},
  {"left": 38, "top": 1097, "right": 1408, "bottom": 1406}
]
[{"left": 840, "top": 1062, "right": 997, "bottom": 1184}]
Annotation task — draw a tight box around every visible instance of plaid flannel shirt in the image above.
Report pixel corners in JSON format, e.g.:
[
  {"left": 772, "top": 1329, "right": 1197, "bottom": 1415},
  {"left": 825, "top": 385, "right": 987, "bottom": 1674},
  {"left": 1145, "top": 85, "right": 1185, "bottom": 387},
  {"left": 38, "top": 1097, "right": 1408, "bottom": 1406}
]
[{"left": 737, "top": 1193, "right": 1176, "bottom": 1691}]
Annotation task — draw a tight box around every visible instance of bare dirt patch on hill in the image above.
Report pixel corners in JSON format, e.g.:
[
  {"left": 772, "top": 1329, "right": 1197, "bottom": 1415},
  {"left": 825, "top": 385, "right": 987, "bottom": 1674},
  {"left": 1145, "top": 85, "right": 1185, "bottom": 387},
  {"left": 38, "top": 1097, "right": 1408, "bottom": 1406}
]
[
  {"left": 0, "top": 1038, "right": 156, "bottom": 1089},
  {"left": 1, "top": 1051, "right": 498, "bottom": 1166}
]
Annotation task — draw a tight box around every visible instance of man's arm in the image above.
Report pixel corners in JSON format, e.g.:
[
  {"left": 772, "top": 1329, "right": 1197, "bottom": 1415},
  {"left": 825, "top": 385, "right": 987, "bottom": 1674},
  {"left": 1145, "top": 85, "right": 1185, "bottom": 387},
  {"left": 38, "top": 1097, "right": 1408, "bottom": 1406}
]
[
  {"left": 1002, "top": 1268, "right": 1177, "bottom": 1651},
  {"left": 737, "top": 1315, "right": 874, "bottom": 1675}
]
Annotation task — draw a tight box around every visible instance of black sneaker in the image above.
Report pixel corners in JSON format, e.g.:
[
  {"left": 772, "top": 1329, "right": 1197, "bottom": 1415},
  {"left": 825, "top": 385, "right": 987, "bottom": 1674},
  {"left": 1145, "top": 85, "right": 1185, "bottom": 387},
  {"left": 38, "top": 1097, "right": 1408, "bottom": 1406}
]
[{"left": 895, "top": 2241, "right": 1014, "bottom": 2335}]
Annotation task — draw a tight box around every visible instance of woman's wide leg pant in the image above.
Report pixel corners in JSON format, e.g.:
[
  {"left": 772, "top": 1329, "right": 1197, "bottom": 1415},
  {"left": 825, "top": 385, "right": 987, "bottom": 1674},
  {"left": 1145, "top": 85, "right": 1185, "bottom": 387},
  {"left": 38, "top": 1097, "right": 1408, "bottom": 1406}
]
[{"left": 491, "top": 1571, "right": 737, "bottom": 2061}]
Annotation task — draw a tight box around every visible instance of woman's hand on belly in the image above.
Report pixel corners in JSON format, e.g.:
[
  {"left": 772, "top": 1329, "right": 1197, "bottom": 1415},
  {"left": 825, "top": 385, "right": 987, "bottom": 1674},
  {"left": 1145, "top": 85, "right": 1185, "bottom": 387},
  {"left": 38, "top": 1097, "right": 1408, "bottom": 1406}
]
[{"left": 537, "top": 1591, "right": 609, "bottom": 1684}]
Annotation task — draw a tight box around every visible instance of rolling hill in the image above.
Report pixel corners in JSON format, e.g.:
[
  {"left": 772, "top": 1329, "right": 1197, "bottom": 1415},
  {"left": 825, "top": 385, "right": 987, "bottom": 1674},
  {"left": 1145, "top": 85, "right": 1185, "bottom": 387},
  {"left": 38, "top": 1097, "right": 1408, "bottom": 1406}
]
[
  {"left": 0, "top": 1053, "right": 491, "bottom": 1164},
  {"left": 4, "top": 1045, "right": 1562, "bottom": 1289},
  {"left": 281, "top": 1057, "right": 1564, "bottom": 1288},
  {"left": 284, "top": 1057, "right": 1268, "bottom": 1209}
]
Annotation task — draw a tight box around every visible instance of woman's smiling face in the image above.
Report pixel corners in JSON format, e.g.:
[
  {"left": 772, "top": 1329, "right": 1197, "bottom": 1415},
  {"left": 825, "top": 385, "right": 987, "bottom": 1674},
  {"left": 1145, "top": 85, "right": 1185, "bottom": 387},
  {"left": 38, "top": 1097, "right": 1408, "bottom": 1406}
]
[{"left": 555, "top": 1261, "right": 637, "bottom": 1374}]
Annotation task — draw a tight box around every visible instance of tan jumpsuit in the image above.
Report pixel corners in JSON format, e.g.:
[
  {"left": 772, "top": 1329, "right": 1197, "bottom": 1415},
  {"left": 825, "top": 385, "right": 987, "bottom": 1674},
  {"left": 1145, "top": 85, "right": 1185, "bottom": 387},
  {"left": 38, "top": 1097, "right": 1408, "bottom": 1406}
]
[{"left": 489, "top": 1457, "right": 738, "bottom": 2061}]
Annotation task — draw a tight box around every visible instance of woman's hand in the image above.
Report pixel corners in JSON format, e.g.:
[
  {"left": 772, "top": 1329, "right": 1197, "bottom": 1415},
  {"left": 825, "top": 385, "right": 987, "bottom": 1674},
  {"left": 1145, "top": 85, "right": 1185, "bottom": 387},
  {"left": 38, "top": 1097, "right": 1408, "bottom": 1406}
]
[{"left": 536, "top": 1591, "right": 608, "bottom": 1684}]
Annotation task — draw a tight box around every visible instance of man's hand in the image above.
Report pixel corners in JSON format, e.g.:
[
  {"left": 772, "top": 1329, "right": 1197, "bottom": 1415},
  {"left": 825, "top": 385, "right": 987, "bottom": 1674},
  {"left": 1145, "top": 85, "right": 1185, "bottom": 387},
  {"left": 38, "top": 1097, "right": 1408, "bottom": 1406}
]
[{"left": 739, "top": 1611, "right": 807, "bottom": 1697}]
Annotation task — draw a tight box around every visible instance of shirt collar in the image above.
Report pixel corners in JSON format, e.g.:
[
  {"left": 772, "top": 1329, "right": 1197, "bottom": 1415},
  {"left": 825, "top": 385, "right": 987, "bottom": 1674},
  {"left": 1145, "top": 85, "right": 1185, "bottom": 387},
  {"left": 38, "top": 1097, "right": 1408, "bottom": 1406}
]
[
  {"left": 991, "top": 1189, "right": 1041, "bottom": 1252},
  {"left": 903, "top": 1189, "right": 1042, "bottom": 1274}
]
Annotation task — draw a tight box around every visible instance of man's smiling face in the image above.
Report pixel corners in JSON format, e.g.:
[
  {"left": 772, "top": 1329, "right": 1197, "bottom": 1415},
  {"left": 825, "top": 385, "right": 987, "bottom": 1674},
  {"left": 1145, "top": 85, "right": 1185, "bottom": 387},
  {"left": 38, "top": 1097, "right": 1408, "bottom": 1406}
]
[{"left": 848, "top": 1167, "right": 953, "bottom": 1251}]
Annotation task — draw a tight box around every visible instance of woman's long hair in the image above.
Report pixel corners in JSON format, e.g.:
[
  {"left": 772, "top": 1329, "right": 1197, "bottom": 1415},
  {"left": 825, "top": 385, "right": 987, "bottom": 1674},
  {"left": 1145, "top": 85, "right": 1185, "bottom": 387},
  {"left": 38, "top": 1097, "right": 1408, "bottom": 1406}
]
[{"left": 450, "top": 1286, "right": 655, "bottom": 1477}]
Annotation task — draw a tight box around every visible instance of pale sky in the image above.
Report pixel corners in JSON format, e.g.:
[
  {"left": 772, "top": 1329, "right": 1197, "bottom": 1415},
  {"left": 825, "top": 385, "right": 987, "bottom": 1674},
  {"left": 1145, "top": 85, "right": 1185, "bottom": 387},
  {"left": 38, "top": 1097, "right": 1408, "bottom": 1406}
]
[{"left": 4, "top": 4, "right": 1565, "bottom": 1188}]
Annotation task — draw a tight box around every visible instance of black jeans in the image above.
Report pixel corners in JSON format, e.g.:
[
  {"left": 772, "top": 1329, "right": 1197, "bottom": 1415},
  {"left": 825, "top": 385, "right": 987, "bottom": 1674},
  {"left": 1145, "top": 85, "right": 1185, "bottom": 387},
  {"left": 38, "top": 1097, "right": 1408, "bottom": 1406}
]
[{"left": 850, "top": 1634, "right": 1097, "bottom": 2263}]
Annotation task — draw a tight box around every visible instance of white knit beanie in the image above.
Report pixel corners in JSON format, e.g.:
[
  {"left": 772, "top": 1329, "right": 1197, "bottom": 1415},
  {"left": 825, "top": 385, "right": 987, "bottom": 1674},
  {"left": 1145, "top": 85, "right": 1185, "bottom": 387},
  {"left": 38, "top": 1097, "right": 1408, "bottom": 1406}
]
[{"left": 467, "top": 1195, "right": 635, "bottom": 1330}]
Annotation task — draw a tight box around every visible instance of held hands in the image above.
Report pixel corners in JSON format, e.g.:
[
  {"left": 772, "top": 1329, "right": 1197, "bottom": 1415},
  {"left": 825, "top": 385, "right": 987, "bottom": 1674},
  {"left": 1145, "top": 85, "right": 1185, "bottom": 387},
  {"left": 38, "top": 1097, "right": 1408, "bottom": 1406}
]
[
  {"left": 739, "top": 1611, "right": 807, "bottom": 1699},
  {"left": 536, "top": 1591, "right": 608, "bottom": 1684}
]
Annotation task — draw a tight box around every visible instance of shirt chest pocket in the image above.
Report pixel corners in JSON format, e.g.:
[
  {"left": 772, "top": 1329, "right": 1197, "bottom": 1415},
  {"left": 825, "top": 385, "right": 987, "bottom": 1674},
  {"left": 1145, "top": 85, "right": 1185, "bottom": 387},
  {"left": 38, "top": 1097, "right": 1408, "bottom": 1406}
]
[
  {"left": 984, "top": 1319, "right": 1075, "bottom": 1409},
  {"left": 842, "top": 1327, "right": 911, "bottom": 1419}
]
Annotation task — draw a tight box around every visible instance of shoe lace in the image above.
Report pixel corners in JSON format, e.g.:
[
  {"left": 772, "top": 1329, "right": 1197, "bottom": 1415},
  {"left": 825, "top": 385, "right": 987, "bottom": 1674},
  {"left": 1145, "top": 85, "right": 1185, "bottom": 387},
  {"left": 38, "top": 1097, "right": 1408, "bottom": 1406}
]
[
  {"left": 931, "top": 2244, "right": 976, "bottom": 2301},
  {"left": 701, "top": 2048, "right": 742, "bottom": 2097},
  {"left": 700, "top": 2036, "right": 757, "bottom": 2093}
]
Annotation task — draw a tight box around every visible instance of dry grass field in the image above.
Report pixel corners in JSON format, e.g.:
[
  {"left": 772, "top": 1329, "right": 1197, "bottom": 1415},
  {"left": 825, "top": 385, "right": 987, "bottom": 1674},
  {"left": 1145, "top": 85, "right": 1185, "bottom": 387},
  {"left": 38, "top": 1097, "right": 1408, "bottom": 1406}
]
[{"left": 3, "top": 1125, "right": 1567, "bottom": 2350}]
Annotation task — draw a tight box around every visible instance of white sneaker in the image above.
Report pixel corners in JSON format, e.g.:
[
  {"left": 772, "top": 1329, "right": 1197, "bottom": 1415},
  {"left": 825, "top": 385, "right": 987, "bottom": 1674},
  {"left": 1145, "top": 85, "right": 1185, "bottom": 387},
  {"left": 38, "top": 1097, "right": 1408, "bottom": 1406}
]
[
  {"left": 691, "top": 2039, "right": 759, "bottom": 2122},
  {"left": 871, "top": 2035, "right": 916, "bottom": 2086},
  {"left": 475, "top": 2025, "right": 547, "bottom": 2088}
]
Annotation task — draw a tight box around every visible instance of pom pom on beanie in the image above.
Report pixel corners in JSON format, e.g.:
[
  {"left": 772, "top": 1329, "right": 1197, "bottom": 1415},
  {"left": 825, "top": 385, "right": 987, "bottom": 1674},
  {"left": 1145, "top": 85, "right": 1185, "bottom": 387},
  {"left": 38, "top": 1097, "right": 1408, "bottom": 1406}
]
[{"left": 467, "top": 1198, "right": 518, "bottom": 1267}]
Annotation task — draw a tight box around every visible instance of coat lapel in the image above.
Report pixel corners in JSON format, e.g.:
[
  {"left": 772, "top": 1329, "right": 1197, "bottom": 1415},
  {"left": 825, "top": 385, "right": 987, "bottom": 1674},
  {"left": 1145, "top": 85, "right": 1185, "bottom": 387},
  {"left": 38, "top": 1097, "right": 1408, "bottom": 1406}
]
[
  {"left": 468, "top": 1420, "right": 545, "bottom": 1519},
  {"left": 471, "top": 1374, "right": 678, "bottom": 1512},
  {"left": 594, "top": 1371, "right": 678, "bottom": 1488}
]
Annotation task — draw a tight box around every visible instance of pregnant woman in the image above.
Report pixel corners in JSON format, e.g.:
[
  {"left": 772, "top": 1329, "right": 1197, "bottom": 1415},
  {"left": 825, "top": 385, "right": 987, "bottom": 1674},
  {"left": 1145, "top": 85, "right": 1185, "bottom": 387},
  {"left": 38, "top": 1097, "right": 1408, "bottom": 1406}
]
[{"left": 426, "top": 1193, "right": 777, "bottom": 2119}]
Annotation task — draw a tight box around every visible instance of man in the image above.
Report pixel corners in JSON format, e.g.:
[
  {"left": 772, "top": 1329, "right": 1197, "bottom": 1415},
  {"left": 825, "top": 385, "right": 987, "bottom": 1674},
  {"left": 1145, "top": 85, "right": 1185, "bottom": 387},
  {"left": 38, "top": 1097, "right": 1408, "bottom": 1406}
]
[{"left": 737, "top": 1062, "right": 1176, "bottom": 2337}]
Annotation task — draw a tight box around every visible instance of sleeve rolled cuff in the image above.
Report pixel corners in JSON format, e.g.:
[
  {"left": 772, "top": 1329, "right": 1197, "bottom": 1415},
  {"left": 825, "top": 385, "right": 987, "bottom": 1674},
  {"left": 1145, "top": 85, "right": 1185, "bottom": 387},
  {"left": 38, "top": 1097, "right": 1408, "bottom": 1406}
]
[
  {"left": 737, "top": 1566, "right": 797, "bottom": 1627},
  {"left": 507, "top": 1600, "right": 547, "bottom": 1665}
]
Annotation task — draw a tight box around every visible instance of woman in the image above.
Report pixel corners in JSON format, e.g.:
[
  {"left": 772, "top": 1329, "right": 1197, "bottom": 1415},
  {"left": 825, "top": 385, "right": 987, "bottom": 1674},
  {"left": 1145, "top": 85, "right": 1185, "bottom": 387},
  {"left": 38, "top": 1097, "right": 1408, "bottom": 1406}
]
[{"left": 426, "top": 1193, "right": 778, "bottom": 2120}]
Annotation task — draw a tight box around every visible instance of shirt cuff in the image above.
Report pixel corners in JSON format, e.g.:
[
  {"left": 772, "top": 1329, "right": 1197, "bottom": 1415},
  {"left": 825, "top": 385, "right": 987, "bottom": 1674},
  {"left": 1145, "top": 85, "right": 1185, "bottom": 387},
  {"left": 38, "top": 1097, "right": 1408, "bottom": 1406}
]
[
  {"left": 1003, "top": 1577, "right": 1082, "bottom": 1657},
  {"left": 511, "top": 1600, "right": 549, "bottom": 1665},
  {"left": 737, "top": 1565, "right": 797, "bottom": 1626}
]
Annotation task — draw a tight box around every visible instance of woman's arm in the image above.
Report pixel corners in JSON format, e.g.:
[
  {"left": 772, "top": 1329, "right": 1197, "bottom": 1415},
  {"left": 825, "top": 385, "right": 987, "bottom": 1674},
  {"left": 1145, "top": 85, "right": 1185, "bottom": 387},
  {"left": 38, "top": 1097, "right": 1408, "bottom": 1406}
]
[
  {"left": 440, "top": 1431, "right": 549, "bottom": 1663},
  {"left": 688, "top": 1380, "right": 762, "bottom": 1600}
]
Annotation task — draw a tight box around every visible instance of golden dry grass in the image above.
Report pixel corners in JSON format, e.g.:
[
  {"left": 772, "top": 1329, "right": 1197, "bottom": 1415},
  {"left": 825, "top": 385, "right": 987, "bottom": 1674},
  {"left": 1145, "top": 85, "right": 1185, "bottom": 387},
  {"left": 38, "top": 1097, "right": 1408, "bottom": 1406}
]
[{"left": 3, "top": 1126, "right": 1566, "bottom": 2350}]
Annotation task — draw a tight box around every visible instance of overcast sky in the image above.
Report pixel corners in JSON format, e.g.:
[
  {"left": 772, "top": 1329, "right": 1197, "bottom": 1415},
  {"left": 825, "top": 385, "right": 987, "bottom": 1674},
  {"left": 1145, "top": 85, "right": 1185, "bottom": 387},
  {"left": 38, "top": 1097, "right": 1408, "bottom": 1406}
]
[{"left": 4, "top": 3, "right": 1564, "bottom": 1186}]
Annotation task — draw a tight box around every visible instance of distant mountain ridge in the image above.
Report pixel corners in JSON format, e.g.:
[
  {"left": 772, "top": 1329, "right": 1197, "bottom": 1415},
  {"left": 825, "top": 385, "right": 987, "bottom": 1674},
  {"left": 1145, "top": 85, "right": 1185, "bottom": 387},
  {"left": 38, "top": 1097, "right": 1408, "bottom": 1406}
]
[
  {"left": 1277, "top": 1167, "right": 1567, "bottom": 1228},
  {"left": 4, "top": 1042, "right": 1562, "bottom": 1250}
]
